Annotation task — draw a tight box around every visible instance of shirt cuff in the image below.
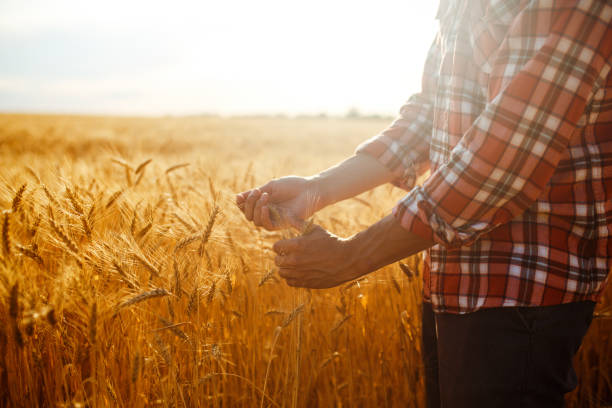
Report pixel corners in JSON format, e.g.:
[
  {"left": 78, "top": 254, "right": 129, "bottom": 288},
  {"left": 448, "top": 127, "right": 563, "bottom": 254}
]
[{"left": 392, "top": 186, "right": 481, "bottom": 248}]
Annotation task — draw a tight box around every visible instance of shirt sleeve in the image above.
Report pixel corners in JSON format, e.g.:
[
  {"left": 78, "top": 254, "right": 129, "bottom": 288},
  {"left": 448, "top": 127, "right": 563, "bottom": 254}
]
[
  {"left": 355, "top": 34, "right": 441, "bottom": 191},
  {"left": 394, "top": 2, "right": 612, "bottom": 248}
]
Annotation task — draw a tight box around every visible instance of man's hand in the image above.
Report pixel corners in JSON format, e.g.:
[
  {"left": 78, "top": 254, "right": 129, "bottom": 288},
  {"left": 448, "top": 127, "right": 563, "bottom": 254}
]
[
  {"left": 273, "top": 215, "right": 435, "bottom": 289},
  {"left": 236, "top": 154, "right": 396, "bottom": 231},
  {"left": 235, "top": 176, "right": 323, "bottom": 230},
  {"left": 273, "top": 225, "right": 364, "bottom": 288}
]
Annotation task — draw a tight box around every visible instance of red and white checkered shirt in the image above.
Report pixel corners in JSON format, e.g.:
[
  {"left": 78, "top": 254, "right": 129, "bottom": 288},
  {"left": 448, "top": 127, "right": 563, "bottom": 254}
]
[{"left": 357, "top": 0, "right": 612, "bottom": 313}]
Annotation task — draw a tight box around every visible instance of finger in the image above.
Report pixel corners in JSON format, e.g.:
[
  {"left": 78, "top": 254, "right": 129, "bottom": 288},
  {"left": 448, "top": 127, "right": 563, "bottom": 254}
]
[
  {"left": 285, "top": 279, "right": 302, "bottom": 288},
  {"left": 278, "top": 267, "right": 298, "bottom": 280},
  {"left": 275, "top": 253, "right": 299, "bottom": 267},
  {"left": 244, "top": 189, "right": 261, "bottom": 221},
  {"left": 273, "top": 237, "right": 301, "bottom": 255},
  {"left": 260, "top": 205, "right": 277, "bottom": 230},
  {"left": 252, "top": 192, "right": 269, "bottom": 227},
  {"left": 235, "top": 191, "right": 249, "bottom": 212},
  {"left": 235, "top": 191, "right": 248, "bottom": 205}
]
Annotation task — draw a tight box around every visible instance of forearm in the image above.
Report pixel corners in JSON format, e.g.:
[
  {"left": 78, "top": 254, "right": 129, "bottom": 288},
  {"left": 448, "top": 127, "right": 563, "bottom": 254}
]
[
  {"left": 273, "top": 213, "right": 435, "bottom": 289},
  {"left": 349, "top": 214, "right": 434, "bottom": 277},
  {"left": 312, "top": 153, "right": 395, "bottom": 208}
]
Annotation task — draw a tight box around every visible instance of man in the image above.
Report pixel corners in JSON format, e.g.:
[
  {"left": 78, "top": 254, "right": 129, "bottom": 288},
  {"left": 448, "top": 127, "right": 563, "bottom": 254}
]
[{"left": 236, "top": 1, "right": 612, "bottom": 407}]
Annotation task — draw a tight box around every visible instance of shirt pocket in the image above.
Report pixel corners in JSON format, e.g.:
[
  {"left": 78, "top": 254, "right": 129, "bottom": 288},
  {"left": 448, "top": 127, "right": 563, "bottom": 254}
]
[{"left": 470, "top": 3, "right": 518, "bottom": 75}]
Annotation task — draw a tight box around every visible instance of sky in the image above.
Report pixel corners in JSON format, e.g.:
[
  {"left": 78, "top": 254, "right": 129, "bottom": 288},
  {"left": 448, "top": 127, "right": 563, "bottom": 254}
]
[{"left": 0, "top": 1, "right": 438, "bottom": 116}]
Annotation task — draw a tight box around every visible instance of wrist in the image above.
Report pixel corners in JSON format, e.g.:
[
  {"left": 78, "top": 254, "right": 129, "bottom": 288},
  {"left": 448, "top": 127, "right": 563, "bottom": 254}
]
[
  {"left": 341, "top": 230, "right": 373, "bottom": 279},
  {"left": 307, "top": 174, "right": 333, "bottom": 211}
]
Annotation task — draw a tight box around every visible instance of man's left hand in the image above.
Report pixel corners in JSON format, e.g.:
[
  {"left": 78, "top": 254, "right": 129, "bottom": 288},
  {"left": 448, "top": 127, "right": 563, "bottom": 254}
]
[
  {"left": 273, "top": 225, "right": 363, "bottom": 288},
  {"left": 271, "top": 214, "right": 435, "bottom": 289}
]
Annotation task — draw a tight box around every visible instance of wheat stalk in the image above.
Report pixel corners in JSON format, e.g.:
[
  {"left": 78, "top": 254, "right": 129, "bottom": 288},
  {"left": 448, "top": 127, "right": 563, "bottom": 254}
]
[
  {"left": 174, "top": 233, "right": 201, "bottom": 252},
  {"left": 135, "top": 158, "right": 152, "bottom": 175},
  {"left": 15, "top": 244, "right": 44, "bottom": 266},
  {"left": 105, "top": 190, "right": 124, "bottom": 208},
  {"left": 42, "top": 185, "right": 59, "bottom": 206},
  {"left": 133, "top": 253, "right": 161, "bottom": 278},
  {"left": 165, "top": 163, "right": 190, "bottom": 174},
  {"left": 207, "top": 280, "right": 216, "bottom": 304},
  {"left": 116, "top": 288, "right": 170, "bottom": 311},
  {"left": 2, "top": 212, "right": 11, "bottom": 257},
  {"left": 258, "top": 269, "right": 276, "bottom": 287},
  {"left": 89, "top": 302, "right": 97, "bottom": 345},
  {"left": 12, "top": 183, "right": 27, "bottom": 213},
  {"left": 260, "top": 326, "right": 282, "bottom": 408},
  {"left": 9, "top": 282, "right": 19, "bottom": 319},
  {"left": 281, "top": 303, "right": 305, "bottom": 328},
  {"left": 158, "top": 317, "right": 190, "bottom": 343},
  {"left": 135, "top": 222, "right": 153, "bottom": 240},
  {"left": 48, "top": 212, "right": 79, "bottom": 254},
  {"left": 65, "top": 187, "right": 84, "bottom": 215}
]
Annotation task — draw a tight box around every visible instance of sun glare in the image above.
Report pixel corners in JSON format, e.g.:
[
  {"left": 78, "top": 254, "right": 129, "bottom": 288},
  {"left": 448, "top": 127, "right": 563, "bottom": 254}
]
[{"left": 0, "top": 1, "right": 438, "bottom": 116}]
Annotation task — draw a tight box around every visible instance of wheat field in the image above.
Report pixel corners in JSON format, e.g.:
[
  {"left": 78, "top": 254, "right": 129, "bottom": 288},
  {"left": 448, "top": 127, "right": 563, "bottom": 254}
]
[{"left": 0, "top": 113, "right": 610, "bottom": 407}]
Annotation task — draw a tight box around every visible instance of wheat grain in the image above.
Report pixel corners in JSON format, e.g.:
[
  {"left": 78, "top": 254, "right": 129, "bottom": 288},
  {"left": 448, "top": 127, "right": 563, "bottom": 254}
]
[
  {"left": 65, "top": 187, "right": 84, "bottom": 215},
  {"left": 165, "top": 163, "right": 190, "bottom": 174},
  {"left": 258, "top": 269, "right": 276, "bottom": 287},
  {"left": 136, "top": 222, "right": 153, "bottom": 240},
  {"left": 281, "top": 303, "right": 305, "bottom": 328},
  {"left": 15, "top": 244, "right": 44, "bottom": 266},
  {"left": 174, "top": 233, "right": 200, "bottom": 252},
  {"left": 86, "top": 202, "right": 96, "bottom": 223},
  {"left": 48, "top": 214, "right": 79, "bottom": 254},
  {"left": 391, "top": 275, "right": 401, "bottom": 294},
  {"left": 105, "top": 190, "right": 124, "bottom": 208},
  {"left": 187, "top": 287, "right": 199, "bottom": 315},
  {"left": 42, "top": 185, "right": 59, "bottom": 206},
  {"left": 173, "top": 259, "right": 181, "bottom": 297},
  {"left": 28, "top": 214, "right": 40, "bottom": 238},
  {"left": 116, "top": 288, "right": 170, "bottom": 310},
  {"left": 200, "top": 205, "right": 219, "bottom": 254},
  {"left": 133, "top": 253, "right": 160, "bottom": 278},
  {"left": 2, "top": 212, "right": 11, "bottom": 257},
  {"left": 206, "top": 280, "right": 216, "bottom": 304},
  {"left": 111, "top": 158, "right": 134, "bottom": 186},
  {"left": 13, "top": 322, "right": 24, "bottom": 348},
  {"left": 131, "top": 352, "right": 140, "bottom": 383},
  {"left": 135, "top": 159, "right": 152, "bottom": 175},
  {"left": 134, "top": 171, "right": 145, "bottom": 187},
  {"left": 11, "top": 183, "right": 27, "bottom": 213},
  {"left": 158, "top": 317, "right": 190, "bottom": 343},
  {"left": 330, "top": 314, "right": 352, "bottom": 333},
  {"left": 80, "top": 216, "right": 92, "bottom": 239},
  {"left": 398, "top": 262, "right": 416, "bottom": 279}
]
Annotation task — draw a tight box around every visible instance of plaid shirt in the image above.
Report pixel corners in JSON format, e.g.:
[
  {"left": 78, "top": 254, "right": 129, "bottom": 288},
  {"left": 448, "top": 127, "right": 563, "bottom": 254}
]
[{"left": 357, "top": 0, "right": 612, "bottom": 313}]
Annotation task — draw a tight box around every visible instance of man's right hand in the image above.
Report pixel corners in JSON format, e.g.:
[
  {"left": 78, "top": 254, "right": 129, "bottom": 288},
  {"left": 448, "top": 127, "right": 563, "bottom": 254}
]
[
  {"left": 236, "top": 153, "right": 396, "bottom": 231},
  {"left": 235, "top": 176, "right": 324, "bottom": 231}
]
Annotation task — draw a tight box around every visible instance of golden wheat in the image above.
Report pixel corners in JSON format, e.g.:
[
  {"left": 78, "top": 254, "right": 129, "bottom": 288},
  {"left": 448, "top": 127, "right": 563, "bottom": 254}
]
[{"left": 0, "top": 113, "right": 608, "bottom": 408}]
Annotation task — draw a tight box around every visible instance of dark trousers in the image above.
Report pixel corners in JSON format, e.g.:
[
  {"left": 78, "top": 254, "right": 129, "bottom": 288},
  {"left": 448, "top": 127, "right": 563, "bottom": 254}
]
[{"left": 422, "top": 301, "right": 596, "bottom": 408}]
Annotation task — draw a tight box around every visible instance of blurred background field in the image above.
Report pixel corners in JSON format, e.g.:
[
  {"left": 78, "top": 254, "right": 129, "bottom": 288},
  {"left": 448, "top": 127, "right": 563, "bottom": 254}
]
[{"left": 0, "top": 113, "right": 609, "bottom": 407}]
